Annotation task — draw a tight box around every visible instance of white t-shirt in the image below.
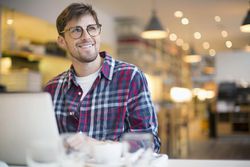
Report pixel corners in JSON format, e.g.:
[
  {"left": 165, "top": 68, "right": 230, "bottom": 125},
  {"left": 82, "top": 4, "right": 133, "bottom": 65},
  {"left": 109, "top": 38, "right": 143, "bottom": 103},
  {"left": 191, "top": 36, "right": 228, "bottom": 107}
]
[{"left": 75, "top": 68, "right": 101, "bottom": 100}]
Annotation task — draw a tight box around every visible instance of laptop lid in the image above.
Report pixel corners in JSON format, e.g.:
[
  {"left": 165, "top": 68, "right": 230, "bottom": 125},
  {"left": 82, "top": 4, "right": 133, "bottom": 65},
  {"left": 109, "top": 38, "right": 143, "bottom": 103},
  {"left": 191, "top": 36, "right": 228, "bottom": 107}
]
[{"left": 0, "top": 92, "right": 59, "bottom": 166}]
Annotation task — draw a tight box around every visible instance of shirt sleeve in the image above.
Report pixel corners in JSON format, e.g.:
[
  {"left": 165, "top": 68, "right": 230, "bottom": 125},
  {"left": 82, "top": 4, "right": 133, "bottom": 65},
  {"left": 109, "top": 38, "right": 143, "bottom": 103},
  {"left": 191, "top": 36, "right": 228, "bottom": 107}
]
[{"left": 126, "top": 69, "right": 161, "bottom": 153}]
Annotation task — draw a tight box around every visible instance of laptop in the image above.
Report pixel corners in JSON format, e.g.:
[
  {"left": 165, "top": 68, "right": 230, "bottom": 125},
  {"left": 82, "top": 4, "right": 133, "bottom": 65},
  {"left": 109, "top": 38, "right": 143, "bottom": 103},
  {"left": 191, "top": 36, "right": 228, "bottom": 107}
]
[{"left": 0, "top": 92, "right": 60, "bottom": 166}]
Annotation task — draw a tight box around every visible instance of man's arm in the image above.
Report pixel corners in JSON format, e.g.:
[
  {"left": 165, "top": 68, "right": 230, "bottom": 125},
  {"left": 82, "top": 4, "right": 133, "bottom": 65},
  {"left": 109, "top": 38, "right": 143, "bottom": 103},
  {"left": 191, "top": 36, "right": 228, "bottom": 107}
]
[{"left": 126, "top": 69, "right": 161, "bottom": 153}]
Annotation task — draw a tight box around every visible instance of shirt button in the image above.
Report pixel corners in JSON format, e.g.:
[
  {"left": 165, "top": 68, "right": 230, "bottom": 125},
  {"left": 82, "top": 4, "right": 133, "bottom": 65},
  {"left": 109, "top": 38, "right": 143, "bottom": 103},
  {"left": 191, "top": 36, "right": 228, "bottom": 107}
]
[{"left": 78, "top": 92, "right": 82, "bottom": 95}]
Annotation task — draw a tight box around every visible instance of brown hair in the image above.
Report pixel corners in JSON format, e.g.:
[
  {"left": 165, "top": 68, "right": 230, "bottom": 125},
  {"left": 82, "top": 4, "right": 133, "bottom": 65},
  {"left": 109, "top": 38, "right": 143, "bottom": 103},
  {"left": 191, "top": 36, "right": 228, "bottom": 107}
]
[{"left": 56, "top": 3, "right": 100, "bottom": 35}]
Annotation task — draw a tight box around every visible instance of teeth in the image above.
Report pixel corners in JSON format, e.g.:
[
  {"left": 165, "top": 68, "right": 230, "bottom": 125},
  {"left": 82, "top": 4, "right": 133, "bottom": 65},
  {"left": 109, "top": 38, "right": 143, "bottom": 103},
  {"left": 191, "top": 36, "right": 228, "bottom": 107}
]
[{"left": 78, "top": 43, "right": 93, "bottom": 48}]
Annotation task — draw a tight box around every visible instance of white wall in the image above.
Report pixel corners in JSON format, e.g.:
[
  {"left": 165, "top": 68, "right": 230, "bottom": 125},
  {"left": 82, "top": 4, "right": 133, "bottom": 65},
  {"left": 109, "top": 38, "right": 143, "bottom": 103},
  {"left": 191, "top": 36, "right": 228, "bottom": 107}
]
[
  {"left": 0, "top": 0, "right": 117, "bottom": 52},
  {"left": 215, "top": 51, "right": 250, "bottom": 83}
]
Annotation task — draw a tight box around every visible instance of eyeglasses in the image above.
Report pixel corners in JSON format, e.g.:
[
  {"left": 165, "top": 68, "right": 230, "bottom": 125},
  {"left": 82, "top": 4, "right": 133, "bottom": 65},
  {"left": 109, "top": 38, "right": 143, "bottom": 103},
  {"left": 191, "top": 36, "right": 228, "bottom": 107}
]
[{"left": 61, "top": 24, "right": 102, "bottom": 39}]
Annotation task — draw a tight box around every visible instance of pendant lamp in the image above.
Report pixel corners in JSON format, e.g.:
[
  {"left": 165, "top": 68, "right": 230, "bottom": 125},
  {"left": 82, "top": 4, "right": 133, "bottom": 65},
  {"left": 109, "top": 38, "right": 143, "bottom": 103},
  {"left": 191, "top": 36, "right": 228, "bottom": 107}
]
[
  {"left": 141, "top": 0, "right": 167, "bottom": 39},
  {"left": 183, "top": 46, "right": 201, "bottom": 63},
  {"left": 240, "top": 0, "right": 250, "bottom": 33}
]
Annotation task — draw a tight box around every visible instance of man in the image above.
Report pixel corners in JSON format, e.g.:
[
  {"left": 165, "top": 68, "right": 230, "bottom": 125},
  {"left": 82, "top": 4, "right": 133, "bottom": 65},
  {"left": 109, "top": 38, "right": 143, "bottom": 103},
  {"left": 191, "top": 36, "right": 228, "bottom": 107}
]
[{"left": 44, "top": 2, "right": 160, "bottom": 152}]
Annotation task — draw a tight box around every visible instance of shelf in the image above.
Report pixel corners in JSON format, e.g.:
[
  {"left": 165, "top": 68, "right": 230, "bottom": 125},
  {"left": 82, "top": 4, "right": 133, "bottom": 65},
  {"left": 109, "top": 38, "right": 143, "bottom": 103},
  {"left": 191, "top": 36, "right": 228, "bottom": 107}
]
[
  {"left": 3, "top": 50, "right": 43, "bottom": 61},
  {"left": 216, "top": 111, "right": 250, "bottom": 135}
]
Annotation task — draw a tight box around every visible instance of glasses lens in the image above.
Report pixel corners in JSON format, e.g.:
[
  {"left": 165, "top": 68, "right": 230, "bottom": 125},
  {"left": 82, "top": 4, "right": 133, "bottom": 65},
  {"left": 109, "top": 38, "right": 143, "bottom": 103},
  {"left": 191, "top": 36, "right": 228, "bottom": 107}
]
[
  {"left": 69, "top": 26, "right": 83, "bottom": 39},
  {"left": 87, "top": 24, "right": 101, "bottom": 37}
]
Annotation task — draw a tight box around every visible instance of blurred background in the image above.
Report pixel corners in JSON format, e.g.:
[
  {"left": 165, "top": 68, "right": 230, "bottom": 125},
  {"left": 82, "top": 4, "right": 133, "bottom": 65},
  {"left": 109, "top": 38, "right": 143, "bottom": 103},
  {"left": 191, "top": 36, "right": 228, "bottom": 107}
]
[{"left": 0, "top": 0, "right": 250, "bottom": 159}]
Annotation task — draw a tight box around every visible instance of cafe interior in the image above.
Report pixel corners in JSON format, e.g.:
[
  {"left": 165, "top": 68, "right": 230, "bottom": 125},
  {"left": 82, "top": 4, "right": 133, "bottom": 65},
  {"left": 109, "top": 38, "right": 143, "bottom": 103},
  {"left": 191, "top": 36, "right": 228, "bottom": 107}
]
[{"left": 0, "top": 0, "right": 250, "bottom": 163}]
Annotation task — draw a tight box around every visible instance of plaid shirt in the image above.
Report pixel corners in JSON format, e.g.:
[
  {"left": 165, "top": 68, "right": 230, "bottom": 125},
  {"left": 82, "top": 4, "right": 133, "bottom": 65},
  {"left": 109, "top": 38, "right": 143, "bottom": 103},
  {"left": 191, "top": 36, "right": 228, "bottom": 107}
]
[{"left": 44, "top": 52, "right": 160, "bottom": 152}]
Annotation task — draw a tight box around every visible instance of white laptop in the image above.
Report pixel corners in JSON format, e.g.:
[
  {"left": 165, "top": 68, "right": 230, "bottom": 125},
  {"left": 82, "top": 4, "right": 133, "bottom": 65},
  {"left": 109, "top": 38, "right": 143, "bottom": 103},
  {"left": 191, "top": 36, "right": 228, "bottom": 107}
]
[{"left": 0, "top": 92, "right": 60, "bottom": 166}]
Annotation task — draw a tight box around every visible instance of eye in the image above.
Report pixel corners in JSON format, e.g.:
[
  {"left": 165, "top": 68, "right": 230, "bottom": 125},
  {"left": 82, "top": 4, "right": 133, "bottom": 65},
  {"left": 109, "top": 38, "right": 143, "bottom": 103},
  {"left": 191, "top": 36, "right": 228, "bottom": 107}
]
[
  {"left": 70, "top": 26, "right": 82, "bottom": 33},
  {"left": 88, "top": 25, "right": 97, "bottom": 31}
]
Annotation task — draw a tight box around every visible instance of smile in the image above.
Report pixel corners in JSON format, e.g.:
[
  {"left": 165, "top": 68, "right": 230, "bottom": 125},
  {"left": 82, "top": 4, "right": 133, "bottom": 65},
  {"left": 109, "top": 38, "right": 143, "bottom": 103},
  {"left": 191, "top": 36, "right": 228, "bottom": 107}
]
[{"left": 77, "top": 43, "right": 94, "bottom": 48}]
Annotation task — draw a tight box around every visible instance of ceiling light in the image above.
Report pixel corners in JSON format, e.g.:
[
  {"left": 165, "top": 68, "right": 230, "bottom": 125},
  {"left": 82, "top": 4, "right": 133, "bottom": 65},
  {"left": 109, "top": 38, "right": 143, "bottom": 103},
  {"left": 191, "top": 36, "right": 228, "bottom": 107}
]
[
  {"left": 141, "top": 0, "right": 167, "bottom": 39},
  {"left": 202, "top": 42, "right": 210, "bottom": 50},
  {"left": 209, "top": 49, "right": 216, "bottom": 56},
  {"left": 174, "top": 11, "right": 183, "bottom": 18},
  {"left": 181, "top": 18, "right": 189, "bottom": 25},
  {"left": 214, "top": 16, "right": 221, "bottom": 22},
  {"left": 183, "top": 55, "right": 201, "bottom": 63},
  {"left": 176, "top": 38, "right": 184, "bottom": 46},
  {"left": 183, "top": 47, "right": 201, "bottom": 63},
  {"left": 240, "top": 1, "right": 250, "bottom": 33},
  {"left": 221, "top": 30, "right": 228, "bottom": 38},
  {"left": 225, "top": 40, "right": 232, "bottom": 48},
  {"left": 169, "top": 33, "right": 177, "bottom": 41},
  {"left": 193, "top": 32, "right": 201, "bottom": 39}
]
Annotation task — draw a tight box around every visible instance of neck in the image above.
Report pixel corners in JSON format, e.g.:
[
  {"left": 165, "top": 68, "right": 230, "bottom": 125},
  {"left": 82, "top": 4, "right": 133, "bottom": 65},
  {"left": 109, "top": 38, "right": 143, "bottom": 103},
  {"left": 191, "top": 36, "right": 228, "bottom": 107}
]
[{"left": 72, "top": 55, "right": 103, "bottom": 77}]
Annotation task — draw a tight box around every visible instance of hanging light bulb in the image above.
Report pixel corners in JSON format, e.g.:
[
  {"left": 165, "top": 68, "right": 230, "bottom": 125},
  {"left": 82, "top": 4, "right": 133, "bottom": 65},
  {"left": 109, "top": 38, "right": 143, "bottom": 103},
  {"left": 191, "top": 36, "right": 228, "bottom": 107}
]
[
  {"left": 183, "top": 46, "right": 201, "bottom": 63},
  {"left": 141, "top": 0, "right": 167, "bottom": 39},
  {"left": 240, "top": 0, "right": 250, "bottom": 33}
]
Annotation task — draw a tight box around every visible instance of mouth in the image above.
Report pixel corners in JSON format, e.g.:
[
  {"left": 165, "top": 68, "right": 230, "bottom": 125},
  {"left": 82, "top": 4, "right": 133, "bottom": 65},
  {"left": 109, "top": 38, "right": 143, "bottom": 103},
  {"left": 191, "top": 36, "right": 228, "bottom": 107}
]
[{"left": 77, "top": 42, "right": 94, "bottom": 49}]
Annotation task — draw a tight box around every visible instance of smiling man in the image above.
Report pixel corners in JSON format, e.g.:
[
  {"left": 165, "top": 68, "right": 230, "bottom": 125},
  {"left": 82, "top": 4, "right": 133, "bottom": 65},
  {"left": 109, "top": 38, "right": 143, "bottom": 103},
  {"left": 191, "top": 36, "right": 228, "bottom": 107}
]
[{"left": 44, "top": 2, "right": 161, "bottom": 152}]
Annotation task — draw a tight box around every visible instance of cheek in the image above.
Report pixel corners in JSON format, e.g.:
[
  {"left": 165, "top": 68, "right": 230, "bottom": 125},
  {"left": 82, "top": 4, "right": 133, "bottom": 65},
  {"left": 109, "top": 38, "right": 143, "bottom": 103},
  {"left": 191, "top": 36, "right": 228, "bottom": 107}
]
[
  {"left": 65, "top": 39, "right": 77, "bottom": 50},
  {"left": 95, "top": 37, "right": 101, "bottom": 49}
]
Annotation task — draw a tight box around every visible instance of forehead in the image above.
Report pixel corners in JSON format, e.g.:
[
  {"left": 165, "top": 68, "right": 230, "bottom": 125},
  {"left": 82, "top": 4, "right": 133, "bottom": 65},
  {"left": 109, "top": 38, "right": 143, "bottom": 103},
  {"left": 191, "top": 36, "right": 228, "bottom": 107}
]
[{"left": 66, "top": 15, "right": 96, "bottom": 28}]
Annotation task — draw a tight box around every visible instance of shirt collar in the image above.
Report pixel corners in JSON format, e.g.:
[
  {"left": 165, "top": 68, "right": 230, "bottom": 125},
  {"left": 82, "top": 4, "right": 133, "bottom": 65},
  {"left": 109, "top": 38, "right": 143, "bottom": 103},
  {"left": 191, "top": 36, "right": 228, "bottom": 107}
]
[
  {"left": 65, "top": 66, "right": 77, "bottom": 91},
  {"left": 99, "top": 51, "right": 115, "bottom": 81},
  {"left": 65, "top": 51, "right": 115, "bottom": 91}
]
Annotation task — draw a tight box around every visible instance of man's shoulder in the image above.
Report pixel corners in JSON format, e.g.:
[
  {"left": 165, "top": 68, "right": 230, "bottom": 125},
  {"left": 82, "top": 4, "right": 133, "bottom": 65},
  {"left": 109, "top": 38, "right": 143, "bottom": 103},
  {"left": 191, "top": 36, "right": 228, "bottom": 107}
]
[
  {"left": 44, "top": 70, "right": 69, "bottom": 87},
  {"left": 103, "top": 52, "right": 139, "bottom": 72},
  {"left": 113, "top": 58, "right": 139, "bottom": 72}
]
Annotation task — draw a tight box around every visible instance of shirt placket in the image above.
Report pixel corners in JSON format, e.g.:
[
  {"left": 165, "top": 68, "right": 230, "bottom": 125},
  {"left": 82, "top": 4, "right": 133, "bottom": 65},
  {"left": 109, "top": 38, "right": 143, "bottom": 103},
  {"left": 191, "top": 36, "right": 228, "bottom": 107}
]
[
  {"left": 78, "top": 75, "right": 101, "bottom": 135},
  {"left": 65, "top": 84, "right": 82, "bottom": 132}
]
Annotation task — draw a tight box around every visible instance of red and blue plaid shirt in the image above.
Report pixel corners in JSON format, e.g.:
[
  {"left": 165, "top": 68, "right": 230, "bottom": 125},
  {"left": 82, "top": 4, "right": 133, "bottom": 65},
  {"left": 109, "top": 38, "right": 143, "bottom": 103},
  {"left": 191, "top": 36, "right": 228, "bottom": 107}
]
[{"left": 44, "top": 52, "right": 160, "bottom": 152}]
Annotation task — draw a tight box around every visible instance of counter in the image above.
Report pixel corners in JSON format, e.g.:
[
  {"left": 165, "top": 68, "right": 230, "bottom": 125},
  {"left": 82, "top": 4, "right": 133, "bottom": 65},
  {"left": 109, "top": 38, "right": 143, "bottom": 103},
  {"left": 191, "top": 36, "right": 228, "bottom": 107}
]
[{"left": 9, "top": 159, "right": 250, "bottom": 167}]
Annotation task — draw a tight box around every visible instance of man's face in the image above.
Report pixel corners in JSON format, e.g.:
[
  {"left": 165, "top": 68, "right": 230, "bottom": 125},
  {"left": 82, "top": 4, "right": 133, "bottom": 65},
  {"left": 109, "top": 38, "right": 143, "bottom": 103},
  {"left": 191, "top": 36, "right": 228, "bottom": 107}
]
[{"left": 58, "top": 15, "right": 101, "bottom": 63}]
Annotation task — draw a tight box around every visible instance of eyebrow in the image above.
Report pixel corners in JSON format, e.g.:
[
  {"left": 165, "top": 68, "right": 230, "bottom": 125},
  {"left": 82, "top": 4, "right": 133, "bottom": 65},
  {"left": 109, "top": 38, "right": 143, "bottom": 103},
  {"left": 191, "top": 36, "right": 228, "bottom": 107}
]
[{"left": 67, "top": 23, "right": 97, "bottom": 29}]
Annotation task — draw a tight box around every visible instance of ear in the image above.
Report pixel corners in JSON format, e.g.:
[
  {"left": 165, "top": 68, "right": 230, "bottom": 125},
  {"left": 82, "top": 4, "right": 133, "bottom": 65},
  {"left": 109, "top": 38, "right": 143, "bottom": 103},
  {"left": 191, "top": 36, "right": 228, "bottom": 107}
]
[{"left": 57, "top": 35, "right": 66, "bottom": 50}]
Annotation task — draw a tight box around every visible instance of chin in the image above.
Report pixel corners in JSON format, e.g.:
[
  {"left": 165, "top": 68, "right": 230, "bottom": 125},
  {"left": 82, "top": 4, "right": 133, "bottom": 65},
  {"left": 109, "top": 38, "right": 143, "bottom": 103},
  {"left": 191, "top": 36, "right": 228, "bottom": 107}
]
[{"left": 79, "top": 53, "right": 98, "bottom": 63}]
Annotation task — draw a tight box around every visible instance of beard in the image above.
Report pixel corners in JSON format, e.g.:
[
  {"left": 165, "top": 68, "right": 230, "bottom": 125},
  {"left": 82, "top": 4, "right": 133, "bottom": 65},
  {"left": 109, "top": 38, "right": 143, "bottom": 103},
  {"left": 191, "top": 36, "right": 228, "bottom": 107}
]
[{"left": 67, "top": 41, "right": 99, "bottom": 63}]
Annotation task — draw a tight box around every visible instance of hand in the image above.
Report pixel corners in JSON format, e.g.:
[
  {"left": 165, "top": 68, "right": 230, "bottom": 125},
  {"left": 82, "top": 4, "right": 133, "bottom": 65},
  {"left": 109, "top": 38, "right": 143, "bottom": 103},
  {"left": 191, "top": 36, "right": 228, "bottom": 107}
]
[
  {"left": 63, "top": 132, "right": 85, "bottom": 151},
  {"left": 63, "top": 132, "right": 100, "bottom": 151}
]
